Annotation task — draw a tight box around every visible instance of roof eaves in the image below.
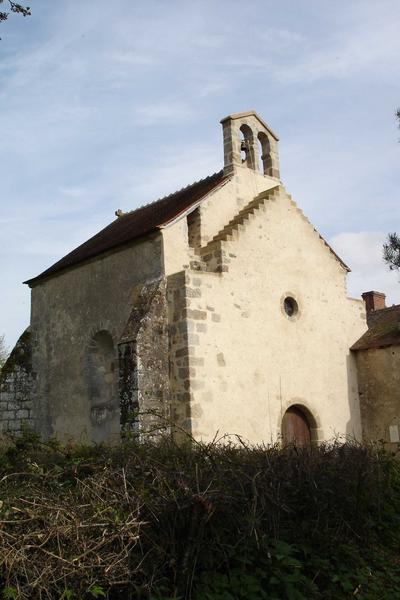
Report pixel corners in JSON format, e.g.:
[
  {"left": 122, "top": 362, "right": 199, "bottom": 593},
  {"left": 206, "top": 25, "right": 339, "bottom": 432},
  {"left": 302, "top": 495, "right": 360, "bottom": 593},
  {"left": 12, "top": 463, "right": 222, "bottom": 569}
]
[
  {"left": 24, "top": 230, "right": 161, "bottom": 287},
  {"left": 351, "top": 339, "right": 400, "bottom": 352}
]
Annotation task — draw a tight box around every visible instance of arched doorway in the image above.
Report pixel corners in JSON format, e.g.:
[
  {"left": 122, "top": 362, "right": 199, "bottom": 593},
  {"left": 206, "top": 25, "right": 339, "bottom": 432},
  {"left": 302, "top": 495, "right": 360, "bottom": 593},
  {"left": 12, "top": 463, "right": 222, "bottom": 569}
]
[{"left": 281, "top": 406, "right": 313, "bottom": 447}]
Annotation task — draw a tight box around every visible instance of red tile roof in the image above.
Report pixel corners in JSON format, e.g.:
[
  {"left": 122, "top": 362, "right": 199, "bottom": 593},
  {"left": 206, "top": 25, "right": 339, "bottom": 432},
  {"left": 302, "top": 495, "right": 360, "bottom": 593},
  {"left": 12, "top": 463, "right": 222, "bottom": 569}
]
[
  {"left": 351, "top": 304, "right": 400, "bottom": 351},
  {"left": 25, "top": 170, "right": 227, "bottom": 286}
]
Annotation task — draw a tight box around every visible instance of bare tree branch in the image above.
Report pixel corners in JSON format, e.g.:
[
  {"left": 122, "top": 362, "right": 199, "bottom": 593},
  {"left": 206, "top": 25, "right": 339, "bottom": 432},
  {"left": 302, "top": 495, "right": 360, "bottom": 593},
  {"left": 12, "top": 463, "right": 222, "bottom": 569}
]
[{"left": 0, "top": 0, "right": 31, "bottom": 31}]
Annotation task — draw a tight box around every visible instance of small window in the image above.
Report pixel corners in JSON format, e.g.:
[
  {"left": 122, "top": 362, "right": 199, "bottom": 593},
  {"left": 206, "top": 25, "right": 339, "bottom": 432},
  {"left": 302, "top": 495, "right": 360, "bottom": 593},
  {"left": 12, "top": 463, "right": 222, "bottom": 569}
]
[{"left": 283, "top": 296, "right": 298, "bottom": 318}]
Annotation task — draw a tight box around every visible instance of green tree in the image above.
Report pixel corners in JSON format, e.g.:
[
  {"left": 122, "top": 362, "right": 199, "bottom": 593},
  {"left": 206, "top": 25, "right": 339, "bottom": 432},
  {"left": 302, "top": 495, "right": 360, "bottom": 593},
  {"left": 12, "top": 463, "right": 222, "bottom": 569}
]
[{"left": 383, "top": 233, "right": 400, "bottom": 273}]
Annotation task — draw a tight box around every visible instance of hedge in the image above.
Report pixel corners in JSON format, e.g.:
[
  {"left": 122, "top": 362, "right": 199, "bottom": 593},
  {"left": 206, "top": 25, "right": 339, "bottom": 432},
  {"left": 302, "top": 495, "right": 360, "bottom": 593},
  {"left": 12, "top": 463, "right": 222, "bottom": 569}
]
[{"left": 0, "top": 431, "right": 400, "bottom": 599}]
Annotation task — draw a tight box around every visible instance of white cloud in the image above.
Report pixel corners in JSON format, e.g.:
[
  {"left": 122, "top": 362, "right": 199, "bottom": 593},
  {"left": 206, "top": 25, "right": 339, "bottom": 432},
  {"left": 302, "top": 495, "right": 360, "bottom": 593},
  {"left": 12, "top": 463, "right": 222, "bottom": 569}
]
[
  {"left": 275, "top": 19, "right": 400, "bottom": 84},
  {"left": 198, "top": 81, "right": 230, "bottom": 98},
  {"left": 329, "top": 231, "right": 400, "bottom": 305},
  {"left": 214, "top": 5, "right": 400, "bottom": 84},
  {"left": 126, "top": 143, "right": 221, "bottom": 203},
  {"left": 133, "top": 102, "right": 198, "bottom": 126},
  {"left": 58, "top": 186, "right": 88, "bottom": 198},
  {"left": 111, "top": 51, "right": 159, "bottom": 66}
]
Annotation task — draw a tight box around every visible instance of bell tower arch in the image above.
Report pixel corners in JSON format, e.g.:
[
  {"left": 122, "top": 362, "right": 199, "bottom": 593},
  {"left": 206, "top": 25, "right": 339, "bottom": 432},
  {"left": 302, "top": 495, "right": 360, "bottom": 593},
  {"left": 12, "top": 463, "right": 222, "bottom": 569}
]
[{"left": 220, "top": 110, "right": 280, "bottom": 179}]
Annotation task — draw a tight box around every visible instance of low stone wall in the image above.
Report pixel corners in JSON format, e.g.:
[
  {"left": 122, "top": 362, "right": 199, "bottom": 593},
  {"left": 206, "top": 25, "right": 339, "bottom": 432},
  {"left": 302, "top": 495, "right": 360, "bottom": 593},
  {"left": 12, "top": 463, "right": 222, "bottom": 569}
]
[{"left": 0, "top": 328, "right": 35, "bottom": 434}]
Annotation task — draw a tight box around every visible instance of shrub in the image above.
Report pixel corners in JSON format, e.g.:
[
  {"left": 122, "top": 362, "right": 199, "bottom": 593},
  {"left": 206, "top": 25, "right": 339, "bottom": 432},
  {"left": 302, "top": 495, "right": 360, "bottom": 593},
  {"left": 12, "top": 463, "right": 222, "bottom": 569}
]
[{"left": 0, "top": 433, "right": 399, "bottom": 599}]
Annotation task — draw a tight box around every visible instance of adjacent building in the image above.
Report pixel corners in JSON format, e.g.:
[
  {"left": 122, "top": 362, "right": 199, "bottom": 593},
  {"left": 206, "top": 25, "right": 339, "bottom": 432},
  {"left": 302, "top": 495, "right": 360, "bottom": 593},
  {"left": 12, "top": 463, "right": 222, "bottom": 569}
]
[{"left": 352, "top": 291, "right": 400, "bottom": 450}]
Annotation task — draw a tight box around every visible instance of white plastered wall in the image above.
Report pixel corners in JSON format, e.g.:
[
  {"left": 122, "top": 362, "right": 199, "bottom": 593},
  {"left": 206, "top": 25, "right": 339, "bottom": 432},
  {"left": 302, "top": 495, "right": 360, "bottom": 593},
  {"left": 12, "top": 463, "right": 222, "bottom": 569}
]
[
  {"left": 162, "top": 173, "right": 367, "bottom": 445},
  {"left": 162, "top": 168, "right": 280, "bottom": 275}
]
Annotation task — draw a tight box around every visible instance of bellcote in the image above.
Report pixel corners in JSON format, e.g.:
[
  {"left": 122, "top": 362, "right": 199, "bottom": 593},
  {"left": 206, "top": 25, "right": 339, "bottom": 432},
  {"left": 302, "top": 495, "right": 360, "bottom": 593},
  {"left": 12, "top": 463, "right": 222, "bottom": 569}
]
[{"left": 220, "top": 111, "right": 280, "bottom": 179}]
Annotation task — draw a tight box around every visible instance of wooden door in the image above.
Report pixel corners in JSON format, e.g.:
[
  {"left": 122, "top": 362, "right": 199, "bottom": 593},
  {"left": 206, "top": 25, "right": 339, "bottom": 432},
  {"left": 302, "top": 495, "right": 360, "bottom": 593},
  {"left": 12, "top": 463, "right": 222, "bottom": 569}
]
[{"left": 282, "top": 406, "right": 311, "bottom": 447}]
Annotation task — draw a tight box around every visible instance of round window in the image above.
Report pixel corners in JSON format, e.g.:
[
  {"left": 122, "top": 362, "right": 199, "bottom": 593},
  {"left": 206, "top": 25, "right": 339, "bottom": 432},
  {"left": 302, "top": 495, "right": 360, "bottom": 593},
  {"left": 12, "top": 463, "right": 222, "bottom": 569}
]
[{"left": 283, "top": 296, "right": 298, "bottom": 317}]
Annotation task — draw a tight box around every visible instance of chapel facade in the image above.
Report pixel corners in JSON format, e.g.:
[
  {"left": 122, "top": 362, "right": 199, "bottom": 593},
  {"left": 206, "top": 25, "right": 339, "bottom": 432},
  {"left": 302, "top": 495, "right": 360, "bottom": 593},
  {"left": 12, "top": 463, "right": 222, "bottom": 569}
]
[{"left": 0, "top": 111, "right": 373, "bottom": 446}]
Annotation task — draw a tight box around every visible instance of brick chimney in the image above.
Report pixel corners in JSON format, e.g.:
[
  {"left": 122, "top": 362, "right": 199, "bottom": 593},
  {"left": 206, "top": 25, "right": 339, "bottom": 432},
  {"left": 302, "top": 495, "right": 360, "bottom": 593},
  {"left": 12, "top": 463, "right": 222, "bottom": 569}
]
[{"left": 362, "top": 291, "right": 386, "bottom": 313}]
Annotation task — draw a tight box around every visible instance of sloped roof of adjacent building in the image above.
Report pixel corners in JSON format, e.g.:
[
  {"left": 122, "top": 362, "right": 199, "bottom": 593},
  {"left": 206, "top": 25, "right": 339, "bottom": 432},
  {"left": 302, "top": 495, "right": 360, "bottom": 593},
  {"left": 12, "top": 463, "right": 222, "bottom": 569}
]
[
  {"left": 351, "top": 304, "right": 400, "bottom": 351},
  {"left": 25, "top": 170, "right": 227, "bottom": 286}
]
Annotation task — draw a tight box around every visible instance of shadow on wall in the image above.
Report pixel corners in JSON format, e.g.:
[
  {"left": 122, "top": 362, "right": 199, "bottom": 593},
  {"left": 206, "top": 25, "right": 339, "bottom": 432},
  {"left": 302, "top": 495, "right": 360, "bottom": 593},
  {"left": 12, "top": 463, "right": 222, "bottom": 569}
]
[
  {"left": 345, "top": 353, "right": 362, "bottom": 441},
  {"left": 86, "top": 330, "right": 120, "bottom": 444}
]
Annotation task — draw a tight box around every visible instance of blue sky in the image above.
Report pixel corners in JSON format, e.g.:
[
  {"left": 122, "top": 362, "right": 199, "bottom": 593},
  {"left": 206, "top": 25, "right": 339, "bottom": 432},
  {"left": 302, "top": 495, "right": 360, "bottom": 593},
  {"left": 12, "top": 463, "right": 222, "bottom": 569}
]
[{"left": 1, "top": 0, "right": 399, "bottom": 349}]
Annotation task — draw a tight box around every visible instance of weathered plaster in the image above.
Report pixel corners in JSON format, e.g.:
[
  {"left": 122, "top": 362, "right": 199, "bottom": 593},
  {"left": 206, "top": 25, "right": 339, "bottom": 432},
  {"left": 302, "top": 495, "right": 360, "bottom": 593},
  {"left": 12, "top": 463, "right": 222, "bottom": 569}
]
[
  {"left": 355, "top": 346, "right": 400, "bottom": 450},
  {"left": 29, "top": 234, "right": 164, "bottom": 443}
]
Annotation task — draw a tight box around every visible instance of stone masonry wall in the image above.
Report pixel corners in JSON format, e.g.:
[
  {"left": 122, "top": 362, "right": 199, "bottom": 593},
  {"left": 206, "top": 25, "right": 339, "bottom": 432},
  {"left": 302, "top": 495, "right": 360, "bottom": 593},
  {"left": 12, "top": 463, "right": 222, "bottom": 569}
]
[
  {"left": 167, "top": 271, "right": 192, "bottom": 441},
  {"left": 118, "top": 278, "right": 170, "bottom": 437},
  {"left": 0, "top": 328, "right": 35, "bottom": 434},
  {"left": 167, "top": 270, "right": 214, "bottom": 442}
]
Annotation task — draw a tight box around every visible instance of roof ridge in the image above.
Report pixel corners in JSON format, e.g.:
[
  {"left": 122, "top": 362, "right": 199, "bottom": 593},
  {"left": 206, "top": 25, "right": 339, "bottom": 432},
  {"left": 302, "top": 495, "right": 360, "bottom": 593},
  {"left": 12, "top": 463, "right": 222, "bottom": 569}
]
[{"left": 117, "top": 170, "right": 224, "bottom": 218}]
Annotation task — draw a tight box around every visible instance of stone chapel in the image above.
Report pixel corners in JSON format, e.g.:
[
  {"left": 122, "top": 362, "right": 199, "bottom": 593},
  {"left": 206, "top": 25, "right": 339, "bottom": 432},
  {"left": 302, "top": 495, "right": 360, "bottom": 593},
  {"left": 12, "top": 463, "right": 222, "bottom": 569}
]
[{"left": 2, "top": 110, "right": 391, "bottom": 447}]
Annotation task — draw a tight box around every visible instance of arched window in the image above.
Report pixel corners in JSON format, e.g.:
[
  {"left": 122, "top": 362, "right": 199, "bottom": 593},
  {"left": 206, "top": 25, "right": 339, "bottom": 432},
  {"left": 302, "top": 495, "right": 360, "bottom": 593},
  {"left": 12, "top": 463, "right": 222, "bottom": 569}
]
[
  {"left": 281, "top": 405, "right": 317, "bottom": 447},
  {"left": 239, "top": 125, "right": 255, "bottom": 170},
  {"left": 87, "top": 330, "right": 117, "bottom": 428},
  {"left": 258, "top": 131, "right": 271, "bottom": 176}
]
